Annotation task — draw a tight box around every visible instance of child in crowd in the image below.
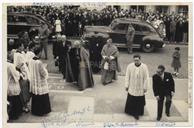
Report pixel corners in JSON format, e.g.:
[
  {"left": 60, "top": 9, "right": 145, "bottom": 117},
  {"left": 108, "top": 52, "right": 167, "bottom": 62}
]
[{"left": 171, "top": 47, "right": 181, "bottom": 77}]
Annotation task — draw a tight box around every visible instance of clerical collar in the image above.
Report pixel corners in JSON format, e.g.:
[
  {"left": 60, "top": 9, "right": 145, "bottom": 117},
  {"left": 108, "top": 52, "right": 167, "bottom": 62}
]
[{"left": 135, "top": 63, "right": 141, "bottom": 67}]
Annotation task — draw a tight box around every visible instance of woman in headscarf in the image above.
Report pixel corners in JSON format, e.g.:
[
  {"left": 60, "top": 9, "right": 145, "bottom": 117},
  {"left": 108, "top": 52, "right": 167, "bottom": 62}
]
[{"left": 101, "top": 38, "right": 121, "bottom": 85}]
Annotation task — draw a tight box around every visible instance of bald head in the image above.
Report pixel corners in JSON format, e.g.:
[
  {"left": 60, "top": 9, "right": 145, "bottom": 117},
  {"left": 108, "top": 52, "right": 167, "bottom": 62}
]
[
  {"left": 56, "top": 34, "right": 62, "bottom": 42},
  {"left": 8, "top": 39, "right": 15, "bottom": 46},
  {"left": 61, "top": 35, "right": 66, "bottom": 42},
  {"left": 74, "top": 40, "right": 81, "bottom": 48}
]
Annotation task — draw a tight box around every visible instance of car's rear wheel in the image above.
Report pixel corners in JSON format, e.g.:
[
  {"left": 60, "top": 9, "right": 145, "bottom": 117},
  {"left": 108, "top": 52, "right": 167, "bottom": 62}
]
[{"left": 142, "top": 42, "right": 155, "bottom": 53}]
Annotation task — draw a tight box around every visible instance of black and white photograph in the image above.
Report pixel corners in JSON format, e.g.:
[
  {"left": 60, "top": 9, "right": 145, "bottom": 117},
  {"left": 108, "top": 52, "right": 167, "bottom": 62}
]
[{"left": 1, "top": 1, "right": 193, "bottom": 128}]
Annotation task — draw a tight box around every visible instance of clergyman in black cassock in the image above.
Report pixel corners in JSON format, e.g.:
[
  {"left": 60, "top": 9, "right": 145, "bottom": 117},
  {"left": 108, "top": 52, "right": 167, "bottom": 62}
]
[
  {"left": 57, "top": 35, "right": 71, "bottom": 79},
  {"left": 65, "top": 42, "right": 80, "bottom": 83}
]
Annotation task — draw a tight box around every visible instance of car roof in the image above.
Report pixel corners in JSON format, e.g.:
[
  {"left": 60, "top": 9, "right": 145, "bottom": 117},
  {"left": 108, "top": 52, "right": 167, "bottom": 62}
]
[
  {"left": 112, "top": 18, "right": 161, "bottom": 37},
  {"left": 114, "top": 18, "right": 149, "bottom": 25},
  {"left": 8, "top": 12, "right": 52, "bottom": 27},
  {"left": 114, "top": 18, "right": 157, "bottom": 29},
  {"left": 8, "top": 12, "right": 43, "bottom": 19}
]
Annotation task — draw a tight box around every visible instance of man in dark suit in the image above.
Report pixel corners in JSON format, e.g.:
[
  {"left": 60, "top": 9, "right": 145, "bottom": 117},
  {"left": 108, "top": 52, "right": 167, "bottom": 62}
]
[
  {"left": 56, "top": 35, "right": 71, "bottom": 79},
  {"left": 152, "top": 65, "right": 175, "bottom": 121}
]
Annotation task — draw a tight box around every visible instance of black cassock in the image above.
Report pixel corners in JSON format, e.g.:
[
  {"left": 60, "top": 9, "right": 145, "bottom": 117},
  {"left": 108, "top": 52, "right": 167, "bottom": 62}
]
[
  {"left": 86, "top": 35, "right": 107, "bottom": 73},
  {"left": 65, "top": 47, "right": 80, "bottom": 83},
  {"left": 57, "top": 40, "right": 71, "bottom": 79}
]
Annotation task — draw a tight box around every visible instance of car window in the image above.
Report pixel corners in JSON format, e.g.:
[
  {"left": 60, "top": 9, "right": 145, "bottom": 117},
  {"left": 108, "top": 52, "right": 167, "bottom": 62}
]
[
  {"left": 26, "top": 16, "right": 39, "bottom": 25},
  {"left": 7, "top": 15, "right": 23, "bottom": 23},
  {"left": 141, "top": 25, "right": 151, "bottom": 32},
  {"left": 113, "top": 23, "right": 129, "bottom": 31},
  {"left": 14, "top": 16, "right": 28, "bottom": 23},
  {"left": 131, "top": 23, "right": 142, "bottom": 32},
  {"left": 131, "top": 23, "right": 156, "bottom": 33},
  {"left": 146, "top": 24, "right": 156, "bottom": 32},
  {"left": 141, "top": 24, "right": 156, "bottom": 32},
  {"left": 8, "top": 15, "right": 15, "bottom": 23}
]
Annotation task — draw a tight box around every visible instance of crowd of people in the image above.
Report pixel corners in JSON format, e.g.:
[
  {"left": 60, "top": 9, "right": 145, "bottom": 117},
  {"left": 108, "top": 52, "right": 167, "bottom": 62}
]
[
  {"left": 8, "top": 5, "right": 188, "bottom": 43},
  {"left": 7, "top": 5, "right": 183, "bottom": 122}
]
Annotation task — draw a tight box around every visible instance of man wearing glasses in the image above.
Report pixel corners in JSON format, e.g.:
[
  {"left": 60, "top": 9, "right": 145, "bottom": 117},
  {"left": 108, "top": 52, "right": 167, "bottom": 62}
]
[{"left": 152, "top": 65, "right": 175, "bottom": 121}]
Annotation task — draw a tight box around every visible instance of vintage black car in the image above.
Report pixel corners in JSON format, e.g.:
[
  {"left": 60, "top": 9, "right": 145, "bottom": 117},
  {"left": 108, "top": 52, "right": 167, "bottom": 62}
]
[
  {"left": 83, "top": 18, "right": 165, "bottom": 53},
  {"left": 7, "top": 12, "right": 56, "bottom": 43}
]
